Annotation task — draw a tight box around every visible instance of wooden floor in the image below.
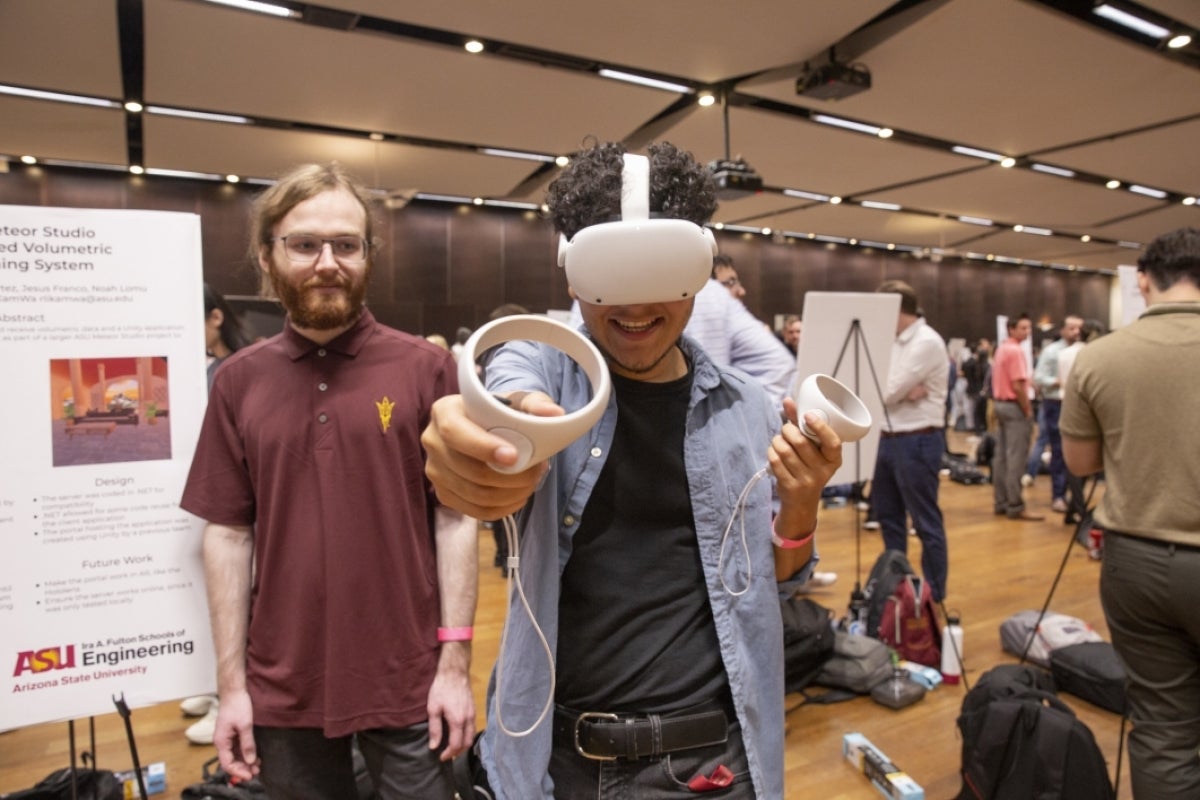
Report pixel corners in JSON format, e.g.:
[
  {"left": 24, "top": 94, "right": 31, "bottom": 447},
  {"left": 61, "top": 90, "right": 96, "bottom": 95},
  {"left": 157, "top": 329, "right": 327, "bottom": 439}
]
[{"left": 0, "top": 431, "right": 1130, "bottom": 798}]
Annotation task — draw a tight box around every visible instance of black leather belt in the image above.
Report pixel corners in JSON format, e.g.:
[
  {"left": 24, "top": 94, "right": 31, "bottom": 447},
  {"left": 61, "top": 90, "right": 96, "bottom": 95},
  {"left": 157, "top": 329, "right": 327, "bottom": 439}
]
[
  {"left": 880, "top": 426, "right": 941, "bottom": 438},
  {"left": 553, "top": 701, "right": 730, "bottom": 761}
]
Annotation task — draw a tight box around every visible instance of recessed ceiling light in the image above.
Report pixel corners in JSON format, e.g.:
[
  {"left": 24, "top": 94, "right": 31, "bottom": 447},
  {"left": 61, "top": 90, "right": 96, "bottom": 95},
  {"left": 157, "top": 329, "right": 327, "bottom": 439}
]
[
  {"left": 368, "top": 132, "right": 385, "bottom": 142},
  {"left": 1105, "top": 179, "right": 1121, "bottom": 189},
  {"left": 1168, "top": 34, "right": 1192, "bottom": 49},
  {"left": 829, "top": 196, "right": 842, "bottom": 205},
  {"left": 812, "top": 114, "right": 885, "bottom": 136},
  {"left": 762, "top": 227, "right": 772, "bottom": 236},
  {"left": 20, "top": 155, "right": 37, "bottom": 165},
  {"left": 199, "top": 0, "right": 299, "bottom": 19},
  {"left": 1093, "top": 4, "right": 1170, "bottom": 39},
  {"left": 849, "top": 238, "right": 858, "bottom": 245},
  {"left": 1129, "top": 184, "right": 1167, "bottom": 199},
  {"left": 129, "top": 165, "right": 144, "bottom": 175},
  {"left": 226, "top": 174, "right": 240, "bottom": 183},
  {"left": 0, "top": 83, "right": 120, "bottom": 108},
  {"left": 1000, "top": 157, "right": 1016, "bottom": 169},
  {"left": 597, "top": 69, "right": 690, "bottom": 94},
  {"left": 887, "top": 243, "right": 895, "bottom": 250},
  {"left": 697, "top": 92, "right": 716, "bottom": 107},
  {"left": 1031, "top": 163, "right": 1075, "bottom": 178},
  {"left": 877, "top": 128, "right": 894, "bottom": 139},
  {"left": 1080, "top": 234, "right": 1091, "bottom": 242},
  {"left": 713, "top": 222, "right": 724, "bottom": 230},
  {"left": 472, "top": 197, "right": 484, "bottom": 206},
  {"left": 464, "top": 39, "right": 484, "bottom": 54},
  {"left": 1013, "top": 224, "right": 1024, "bottom": 232},
  {"left": 555, "top": 155, "right": 570, "bottom": 167},
  {"left": 1183, "top": 196, "right": 1197, "bottom": 206},
  {"left": 952, "top": 145, "right": 1006, "bottom": 162},
  {"left": 124, "top": 101, "right": 143, "bottom": 113}
]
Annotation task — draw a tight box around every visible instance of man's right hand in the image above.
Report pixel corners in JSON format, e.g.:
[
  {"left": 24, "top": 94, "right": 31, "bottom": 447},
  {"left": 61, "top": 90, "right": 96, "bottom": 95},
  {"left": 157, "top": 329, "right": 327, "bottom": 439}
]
[
  {"left": 422, "top": 393, "right": 559, "bottom": 520},
  {"left": 214, "top": 688, "right": 260, "bottom": 782}
]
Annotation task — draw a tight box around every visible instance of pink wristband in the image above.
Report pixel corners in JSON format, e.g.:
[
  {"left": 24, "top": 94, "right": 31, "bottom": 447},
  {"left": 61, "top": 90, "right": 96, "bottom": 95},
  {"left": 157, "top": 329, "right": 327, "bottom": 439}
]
[
  {"left": 772, "top": 520, "right": 816, "bottom": 550},
  {"left": 437, "top": 626, "right": 474, "bottom": 642}
]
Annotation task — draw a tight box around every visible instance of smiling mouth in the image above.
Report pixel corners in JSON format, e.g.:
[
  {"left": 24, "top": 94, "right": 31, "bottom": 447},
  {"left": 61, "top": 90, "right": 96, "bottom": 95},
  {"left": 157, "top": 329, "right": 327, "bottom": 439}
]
[{"left": 612, "top": 318, "right": 660, "bottom": 333}]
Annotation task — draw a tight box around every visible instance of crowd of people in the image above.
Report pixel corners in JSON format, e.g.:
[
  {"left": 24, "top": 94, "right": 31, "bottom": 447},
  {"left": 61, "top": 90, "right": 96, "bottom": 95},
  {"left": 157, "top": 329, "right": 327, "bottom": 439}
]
[{"left": 183, "top": 144, "right": 1197, "bottom": 798}]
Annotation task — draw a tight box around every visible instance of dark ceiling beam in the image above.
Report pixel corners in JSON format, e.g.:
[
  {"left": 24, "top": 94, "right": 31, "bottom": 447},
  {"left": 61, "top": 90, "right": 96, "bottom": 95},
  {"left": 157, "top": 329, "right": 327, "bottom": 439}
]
[{"left": 117, "top": 0, "right": 145, "bottom": 169}]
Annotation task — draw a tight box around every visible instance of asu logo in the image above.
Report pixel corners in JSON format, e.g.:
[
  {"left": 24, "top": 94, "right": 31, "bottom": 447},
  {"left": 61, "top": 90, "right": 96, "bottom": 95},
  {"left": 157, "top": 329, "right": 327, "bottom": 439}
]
[
  {"left": 375, "top": 396, "right": 395, "bottom": 434},
  {"left": 13, "top": 645, "right": 76, "bottom": 677}
]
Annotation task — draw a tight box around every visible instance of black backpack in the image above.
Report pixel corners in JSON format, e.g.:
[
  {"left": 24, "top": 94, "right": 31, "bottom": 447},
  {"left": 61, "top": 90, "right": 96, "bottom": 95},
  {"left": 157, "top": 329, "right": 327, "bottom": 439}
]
[
  {"left": 862, "top": 549, "right": 916, "bottom": 641},
  {"left": 0, "top": 768, "right": 121, "bottom": 800},
  {"left": 955, "top": 664, "right": 1115, "bottom": 800},
  {"left": 779, "top": 595, "right": 836, "bottom": 693}
]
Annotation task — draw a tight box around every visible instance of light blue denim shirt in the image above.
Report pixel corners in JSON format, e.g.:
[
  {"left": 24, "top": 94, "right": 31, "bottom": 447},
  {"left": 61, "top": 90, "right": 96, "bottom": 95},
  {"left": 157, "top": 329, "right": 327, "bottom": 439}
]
[{"left": 478, "top": 333, "right": 814, "bottom": 799}]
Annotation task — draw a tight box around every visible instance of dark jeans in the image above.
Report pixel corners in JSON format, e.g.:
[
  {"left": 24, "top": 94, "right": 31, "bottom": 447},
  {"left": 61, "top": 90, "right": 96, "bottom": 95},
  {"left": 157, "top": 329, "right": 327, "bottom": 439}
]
[
  {"left": 870, "top": 430, "right": 948, "bottom": 601},
  {"left": 549, "top": 712, "right": 754, "bottom": 799},
  {"left": 1101, "top": 532, "right": 1200, "bottom": 799},
  {"left": 254, "top": 723, "right": 455, "bottom": 800},
  {"left": 1024, "top": 399, "right": 1066, "bottom": 500}
]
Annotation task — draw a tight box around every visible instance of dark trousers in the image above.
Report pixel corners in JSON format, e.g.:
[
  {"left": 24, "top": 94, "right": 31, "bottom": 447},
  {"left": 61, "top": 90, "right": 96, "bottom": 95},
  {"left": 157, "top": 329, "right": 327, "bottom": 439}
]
[
  {"left": 1024, "top": 399, "right": 1066, "bottom": 500},
  {"left": 993, "top": 401, "right": 1033, "bottom": 517},
  {"left": 254, "top": 723, "right": 455, "bottom": 800},
  {"left": 870, "top": 430, "right": 948, "bottom": 602},
  {"left": 1101, "top": 532, "right": 1200, "bottom": 799}
]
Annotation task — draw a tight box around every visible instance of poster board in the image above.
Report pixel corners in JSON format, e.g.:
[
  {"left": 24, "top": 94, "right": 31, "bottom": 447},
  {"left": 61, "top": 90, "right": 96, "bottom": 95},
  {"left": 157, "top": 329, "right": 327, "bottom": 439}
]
[
  {"left": 0, "top": 205, "right": 213, "bottom": 730},
  {"left": 1116, "top": 265, "right": 1146, "bottom": 327},
  {"left": 795, "top": 292, "right": 900, "bottom": 487}
]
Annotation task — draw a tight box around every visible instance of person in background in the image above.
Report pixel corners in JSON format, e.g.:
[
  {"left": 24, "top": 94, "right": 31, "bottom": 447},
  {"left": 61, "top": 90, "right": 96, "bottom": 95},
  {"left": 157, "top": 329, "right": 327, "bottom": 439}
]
[
  {"left": 991, "top": 313, "right": 1043, "bottom": 521},
  {"left": 426, "top": 333, "right": 450, "bottom": 351},
  {"left": 1021, "top": 315, "right": 1082, "bottom": 512},
  {"left": 1062, "top": 226, "right": 1200, "bottom": 799},
  {"left": 204, "top": 283, "right": 253, "bottom": 391},
  {"left": 712, "top": 253, "right": 746, "bottom": 300},
  {"left": 421, "top": 140, "right": 842, "bottom": 799},
  {"left": 869, "top": 281, "right": 950, "bottom": 602},
  {"left": 451, "top": 326, "right": 472, "bottom": 361},
  {"left": 780, "top": 314, "right": 802, "bottom": 357},
  {"left": 181, "top": 162, "right": 477, "bottom": 798}
]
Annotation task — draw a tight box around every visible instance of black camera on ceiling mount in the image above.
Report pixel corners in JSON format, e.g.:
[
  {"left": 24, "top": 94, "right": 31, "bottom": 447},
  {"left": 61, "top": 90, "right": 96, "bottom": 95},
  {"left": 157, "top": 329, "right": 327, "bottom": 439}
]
[
  {"left": 707, "top": 158, "right": 763, "bottom": 200},
  {"left": 796, "top": 61, "right": 872, "bottom": 101}
]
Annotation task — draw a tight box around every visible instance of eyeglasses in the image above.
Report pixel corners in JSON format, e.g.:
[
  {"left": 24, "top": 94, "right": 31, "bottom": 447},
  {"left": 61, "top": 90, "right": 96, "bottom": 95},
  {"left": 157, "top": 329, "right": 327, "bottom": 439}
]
[
  {"left": 720, "top": 277, "right": 742, "bottom": 288},
  {"left": 272, "top": 234, "right": 368, "bottom": 264}
]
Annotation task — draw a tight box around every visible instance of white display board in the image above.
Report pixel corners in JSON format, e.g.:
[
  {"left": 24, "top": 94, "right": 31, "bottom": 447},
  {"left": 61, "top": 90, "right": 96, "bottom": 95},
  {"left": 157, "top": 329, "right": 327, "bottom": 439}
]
[
  {"left": 1, "top": 205, "right": 214, "bottom": 730},
  {"left": 1117, "top": 265, "right": 1146, "bottom": 327},
  {"left": 795, "top": 292, "right": 900, "bottom": 487}
]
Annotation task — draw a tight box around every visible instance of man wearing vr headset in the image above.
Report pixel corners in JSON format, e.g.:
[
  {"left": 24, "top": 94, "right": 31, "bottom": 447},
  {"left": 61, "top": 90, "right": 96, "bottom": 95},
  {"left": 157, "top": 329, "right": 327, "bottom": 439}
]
[{"left": 422, "top": 141, "right": 842, "bottom": 799}]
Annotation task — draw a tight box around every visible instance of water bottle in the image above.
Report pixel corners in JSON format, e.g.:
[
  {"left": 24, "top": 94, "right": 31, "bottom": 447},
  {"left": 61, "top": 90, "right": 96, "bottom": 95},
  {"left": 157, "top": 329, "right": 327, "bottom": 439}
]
[{"left": 940, "top": 611, "right": 964, "bottom": 684}]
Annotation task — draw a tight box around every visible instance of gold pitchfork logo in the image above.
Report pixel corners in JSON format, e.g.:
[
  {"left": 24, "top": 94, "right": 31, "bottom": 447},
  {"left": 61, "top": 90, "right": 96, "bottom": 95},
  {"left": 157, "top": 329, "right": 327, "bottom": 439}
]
[{"left": 376, "top": 396, "right": 395, "bottom": 434}]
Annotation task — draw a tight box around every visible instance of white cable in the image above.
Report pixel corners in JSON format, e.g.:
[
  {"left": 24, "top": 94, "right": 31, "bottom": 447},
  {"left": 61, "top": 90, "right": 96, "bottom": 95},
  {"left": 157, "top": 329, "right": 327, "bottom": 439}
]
[
  {"left": 717, "top": 466, "right": 771, "bottom": 596},
  {"left": 494, "top": 513, "right": 556, "bottom": 738}
]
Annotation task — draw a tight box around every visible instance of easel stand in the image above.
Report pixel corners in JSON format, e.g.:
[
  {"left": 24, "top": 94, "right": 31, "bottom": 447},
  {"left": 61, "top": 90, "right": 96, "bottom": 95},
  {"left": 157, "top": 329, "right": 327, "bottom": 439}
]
[{"left": 828, "top": 318, "right": 892, "bottom": 628}]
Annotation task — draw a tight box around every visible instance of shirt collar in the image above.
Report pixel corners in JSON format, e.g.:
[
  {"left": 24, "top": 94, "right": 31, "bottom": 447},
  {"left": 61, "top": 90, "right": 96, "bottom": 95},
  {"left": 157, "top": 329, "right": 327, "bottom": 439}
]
[
  {"left": 1140, "top": 301, "right": 1200, "bottom": 319},
  {"left": 281, "top": 308, "right": 375, "bottom": 360},
  {"left": 896, "top": 316, "right": 924, "bottom": 344}
]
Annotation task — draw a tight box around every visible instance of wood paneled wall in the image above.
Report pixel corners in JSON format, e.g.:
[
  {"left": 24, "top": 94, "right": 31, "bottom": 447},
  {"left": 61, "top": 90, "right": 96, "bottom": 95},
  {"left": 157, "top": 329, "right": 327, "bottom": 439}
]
[{"left": 2, "top": 164, "right": 1113, "bottom": 346}]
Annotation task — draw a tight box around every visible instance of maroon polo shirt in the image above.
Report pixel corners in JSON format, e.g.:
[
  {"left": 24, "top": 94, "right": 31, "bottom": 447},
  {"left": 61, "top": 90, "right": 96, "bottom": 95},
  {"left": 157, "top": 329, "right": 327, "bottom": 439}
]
[{"left": 181, "top": 310, "right": 458, "bottom": 736}]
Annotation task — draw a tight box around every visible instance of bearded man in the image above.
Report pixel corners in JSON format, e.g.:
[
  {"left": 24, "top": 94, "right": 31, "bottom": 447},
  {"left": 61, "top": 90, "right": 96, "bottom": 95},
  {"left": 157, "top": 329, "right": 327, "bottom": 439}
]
[{"left": 181, "top": 163, "right": 477, "bottom": 799}]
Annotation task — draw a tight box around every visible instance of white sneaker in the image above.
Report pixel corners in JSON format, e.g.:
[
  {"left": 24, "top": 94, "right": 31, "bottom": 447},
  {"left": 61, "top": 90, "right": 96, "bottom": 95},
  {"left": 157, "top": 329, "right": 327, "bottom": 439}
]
[
  {"left": 864, "top": 520, "right": 881, "bottom": 530},
  {"left": 808, "top": 571, "right": 838, "bottom": 587},
  {"left": 179, "top": 694, "right": 217, "bottom": 717},
  {"left": 1020, "top": 474, "right": 1034, "bottom": 488},
  {"left": 185, "top": 703, "right": 218, "bottom": 745}
]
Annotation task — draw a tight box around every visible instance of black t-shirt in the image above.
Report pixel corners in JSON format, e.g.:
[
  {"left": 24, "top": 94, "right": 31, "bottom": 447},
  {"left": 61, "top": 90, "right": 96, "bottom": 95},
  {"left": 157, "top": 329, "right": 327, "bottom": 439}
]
[{"left": 554, "top": 367, "right": 728, "bottom": 713}]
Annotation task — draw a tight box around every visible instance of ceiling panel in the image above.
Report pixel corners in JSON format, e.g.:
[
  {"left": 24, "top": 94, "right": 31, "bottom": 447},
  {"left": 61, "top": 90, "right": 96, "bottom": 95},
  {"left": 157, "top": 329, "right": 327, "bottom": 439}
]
[
  {"left": 0, "top": 98, "right": 127, "bottom": 165},
  {"left": 143, "top": 116, "right": 533, "bottom": 196},
  {"left": 314, "top": 0, "right": 895, "bottom": 83},
  {"left": 0, "top": 0, "right": 123, "bottom": 98},
  {"left": 1050, "top": 117, "right": 1200, "bottom": 195}
]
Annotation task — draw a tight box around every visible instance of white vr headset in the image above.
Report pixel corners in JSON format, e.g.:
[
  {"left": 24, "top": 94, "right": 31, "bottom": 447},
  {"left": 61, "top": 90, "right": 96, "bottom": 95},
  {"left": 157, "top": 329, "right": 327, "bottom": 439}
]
[
  {"left": 459, "top": 152, "right": 717, "bottom": 472},
  {"left": 457, "top": 314, "right": 612, "bottom": 474},
  {"left": 557, "top": 153, "right": 717, "bottom": 306}
]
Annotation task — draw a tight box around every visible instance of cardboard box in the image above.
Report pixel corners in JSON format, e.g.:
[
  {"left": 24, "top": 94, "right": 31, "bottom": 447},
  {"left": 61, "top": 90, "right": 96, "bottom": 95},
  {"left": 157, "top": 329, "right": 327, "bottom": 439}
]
[
  {"left": 843, "top": 733, "right": 924, "bottom": 800},
  {"left": 114, "top": 761, "right": 166, "bottom": 798}
]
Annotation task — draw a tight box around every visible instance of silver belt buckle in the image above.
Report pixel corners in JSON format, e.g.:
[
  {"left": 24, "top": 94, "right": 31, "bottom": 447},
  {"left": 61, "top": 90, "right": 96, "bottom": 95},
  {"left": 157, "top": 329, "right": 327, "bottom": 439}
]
[{"left": 574, "top": 711, "right": 620, "bottom": 760}]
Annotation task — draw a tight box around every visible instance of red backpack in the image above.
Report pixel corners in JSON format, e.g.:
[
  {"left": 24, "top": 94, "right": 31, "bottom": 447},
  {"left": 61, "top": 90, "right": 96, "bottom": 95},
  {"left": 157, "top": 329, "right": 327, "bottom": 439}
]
[{"left": 879, "top": 574, "right": 942, "bottom": 667}]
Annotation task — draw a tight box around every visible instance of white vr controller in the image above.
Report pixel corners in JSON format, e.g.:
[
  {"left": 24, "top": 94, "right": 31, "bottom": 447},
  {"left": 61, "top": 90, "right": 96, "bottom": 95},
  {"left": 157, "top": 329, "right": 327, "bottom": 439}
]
[
  {"left": 793, "top": 373, "right": 873, "bottom": 443},
  {"left": 457, "top": 315, "right": 612, "bottom": 474}
]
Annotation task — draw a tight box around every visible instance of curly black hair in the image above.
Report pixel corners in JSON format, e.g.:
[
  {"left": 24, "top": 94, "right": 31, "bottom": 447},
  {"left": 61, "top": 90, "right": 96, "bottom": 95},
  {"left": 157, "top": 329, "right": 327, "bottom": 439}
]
[
  {"left": 546, "top": 138, "right": 717, "bottom": 239},
  {"left": 1137, "top": 226, "right": 1200, "bottom": 291}
]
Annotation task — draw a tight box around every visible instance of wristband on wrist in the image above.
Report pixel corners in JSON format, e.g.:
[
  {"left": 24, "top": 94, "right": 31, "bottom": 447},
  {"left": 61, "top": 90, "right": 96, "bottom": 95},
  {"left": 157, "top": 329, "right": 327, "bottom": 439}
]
[
  {"left": 437, "top": 626, "right": 474, "bottom": 642},
  {"left": 772, "top": 519, "right": 816, "bottom": 550}
]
